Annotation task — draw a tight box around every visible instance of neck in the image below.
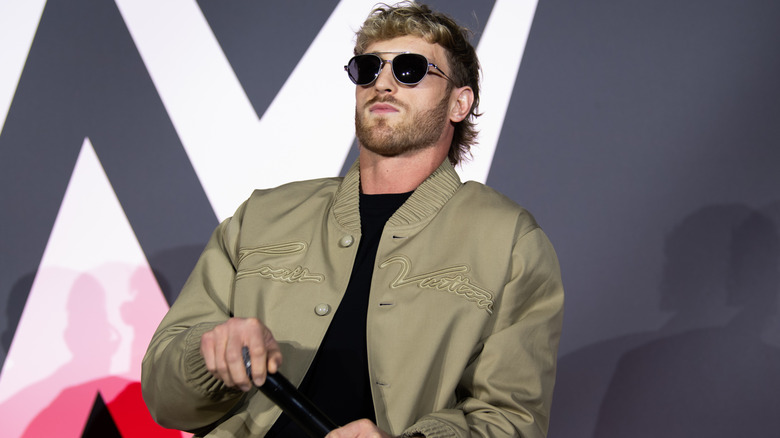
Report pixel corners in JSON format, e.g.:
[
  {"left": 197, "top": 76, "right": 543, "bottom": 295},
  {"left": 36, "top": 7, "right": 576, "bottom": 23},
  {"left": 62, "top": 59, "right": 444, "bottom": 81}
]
[{"left": 358, "top": 145, "right": 448, "bottom": 194}]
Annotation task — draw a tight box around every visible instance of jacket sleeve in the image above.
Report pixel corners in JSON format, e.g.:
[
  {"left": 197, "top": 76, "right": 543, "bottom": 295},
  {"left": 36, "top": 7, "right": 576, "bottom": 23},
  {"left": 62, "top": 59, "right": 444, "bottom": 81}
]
[
  {"left": 403, "top": 227, "right": 565, "bottom": 438},
  {"left": 141, "top": 203, "right": 248, "bottom": 432}
]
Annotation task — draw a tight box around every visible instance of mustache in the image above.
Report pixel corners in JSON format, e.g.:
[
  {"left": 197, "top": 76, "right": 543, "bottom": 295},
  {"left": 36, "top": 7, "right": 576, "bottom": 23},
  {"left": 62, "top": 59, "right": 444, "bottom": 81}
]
[{"left": 365, "top": 95, "right": 406, "bottom": 109}]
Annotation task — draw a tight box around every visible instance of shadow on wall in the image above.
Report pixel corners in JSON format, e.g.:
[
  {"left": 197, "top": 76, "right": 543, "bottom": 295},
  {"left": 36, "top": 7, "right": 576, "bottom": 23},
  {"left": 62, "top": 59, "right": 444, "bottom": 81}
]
[
  {"left": 0, "top": 273, "right": 124, "bottom": 436},
  {"left": 0, "top": 267, "right": 185, "bottom": 437},
  {"left": 550, "top": 202, "right": 780, "bottom": 438}
]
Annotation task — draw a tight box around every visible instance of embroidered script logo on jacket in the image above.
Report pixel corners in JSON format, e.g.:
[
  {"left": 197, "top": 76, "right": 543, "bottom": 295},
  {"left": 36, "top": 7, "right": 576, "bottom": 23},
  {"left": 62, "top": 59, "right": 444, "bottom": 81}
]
[
  {"left": 379, "top": 255, "right": 494, "bottom": 314},
  {"left": 236, "top": 241, "right": 324, "bottom": 283}
]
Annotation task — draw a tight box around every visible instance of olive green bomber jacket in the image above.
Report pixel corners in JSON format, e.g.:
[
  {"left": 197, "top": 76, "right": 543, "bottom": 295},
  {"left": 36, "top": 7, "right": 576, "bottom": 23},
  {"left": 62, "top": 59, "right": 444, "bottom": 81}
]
[{"left": 141, "top": 160, "right": 564, "bottom": 437}]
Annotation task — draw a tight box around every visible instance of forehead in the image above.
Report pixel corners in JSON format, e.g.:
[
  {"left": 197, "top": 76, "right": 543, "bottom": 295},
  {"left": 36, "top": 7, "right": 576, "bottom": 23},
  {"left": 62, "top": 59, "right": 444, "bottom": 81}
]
[{"left": 364, "top": 35, "right": 447, "bottom": 64}]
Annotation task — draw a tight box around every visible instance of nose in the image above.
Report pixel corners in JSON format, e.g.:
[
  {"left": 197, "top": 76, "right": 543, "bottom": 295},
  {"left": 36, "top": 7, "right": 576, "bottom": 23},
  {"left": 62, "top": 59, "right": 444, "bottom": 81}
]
[{"left": 373, "top": 59, "right": 396, "bottom": 92}]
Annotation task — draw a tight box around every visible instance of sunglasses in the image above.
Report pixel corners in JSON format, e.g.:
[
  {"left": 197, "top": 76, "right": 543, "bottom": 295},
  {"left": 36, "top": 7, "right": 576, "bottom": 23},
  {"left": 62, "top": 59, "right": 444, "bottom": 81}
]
[{"left": 344, "top": 52, "right": 453, "bottom": 86}]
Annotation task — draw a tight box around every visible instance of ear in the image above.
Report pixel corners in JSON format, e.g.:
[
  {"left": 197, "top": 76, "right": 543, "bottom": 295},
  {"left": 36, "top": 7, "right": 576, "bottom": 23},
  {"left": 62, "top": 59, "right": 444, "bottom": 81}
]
[{"left": 449, "top": 86, "right": 474, "bottom": 123}]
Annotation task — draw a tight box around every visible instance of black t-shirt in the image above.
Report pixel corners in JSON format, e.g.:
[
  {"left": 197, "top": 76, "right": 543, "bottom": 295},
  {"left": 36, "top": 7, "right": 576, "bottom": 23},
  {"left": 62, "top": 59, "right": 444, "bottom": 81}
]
[{"left": 266, "top": 191, "right": 412, "bottom": 437}]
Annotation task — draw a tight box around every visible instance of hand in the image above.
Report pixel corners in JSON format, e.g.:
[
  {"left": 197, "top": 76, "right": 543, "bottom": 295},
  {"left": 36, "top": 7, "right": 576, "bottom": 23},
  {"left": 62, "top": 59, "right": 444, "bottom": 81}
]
[
  {"left": 200, "top": 317, "right": 282, "bottom": 392},
  {"left": 325, "top": 419, "right": 394, "bottom": 438}
]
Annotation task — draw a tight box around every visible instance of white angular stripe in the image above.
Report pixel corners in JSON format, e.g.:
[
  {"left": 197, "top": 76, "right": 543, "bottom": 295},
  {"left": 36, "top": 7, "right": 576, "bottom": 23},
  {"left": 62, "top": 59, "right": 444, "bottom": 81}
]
[
  {"left": 116, "top": 0, "right": 375, "bottom": 221},
  {"left": 0, "top": 0, "right": 47, "bottom": 134},
  {"left": 457, "top": 0, "right": 539, "bottom": 183}
]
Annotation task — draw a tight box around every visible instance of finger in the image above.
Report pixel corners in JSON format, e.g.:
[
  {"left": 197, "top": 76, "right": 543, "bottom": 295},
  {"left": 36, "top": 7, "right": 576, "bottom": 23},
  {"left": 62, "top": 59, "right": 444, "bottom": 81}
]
[
  {"left": 326, "top": 419, "right": 386, "bottom": 438},
  {"left": 226, "top": 331, "right": 251, "bottom": 391},
  {"left": 263, "top": 329, "right": 283, "bottom": 375},
  {"left": 212, "top": 325, "right": 236, "bottom": 388},
  {"left": 246, "top": 332, "right": 269, "bottom": 386},
  {"left": 324, "top": 427, "right": 344, "bottom": 438}
]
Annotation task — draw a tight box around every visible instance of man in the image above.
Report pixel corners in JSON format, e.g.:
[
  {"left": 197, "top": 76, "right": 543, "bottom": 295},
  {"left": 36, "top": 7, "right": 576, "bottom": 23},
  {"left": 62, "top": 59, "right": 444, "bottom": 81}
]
[{"left": 142, "top": 2, "right": 564, "bottom": 437}]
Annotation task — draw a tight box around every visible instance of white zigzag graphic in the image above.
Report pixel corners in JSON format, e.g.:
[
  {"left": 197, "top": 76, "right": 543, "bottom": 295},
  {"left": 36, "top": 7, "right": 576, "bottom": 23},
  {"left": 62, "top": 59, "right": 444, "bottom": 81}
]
[
  {"left": 116, "top": 0, "right": 372, "bottom": 220},
  {"left": 0, "top": 0, "right": 537, "bottom": 218},
  {"left": 116, "top": 0, "right": 537, "bottom": 220}
]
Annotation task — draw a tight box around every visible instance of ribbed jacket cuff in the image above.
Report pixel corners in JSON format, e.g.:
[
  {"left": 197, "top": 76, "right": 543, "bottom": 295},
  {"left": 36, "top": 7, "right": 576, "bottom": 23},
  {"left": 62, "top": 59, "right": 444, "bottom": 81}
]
[
  {"left": 403, "top": 418, "right": 458, "bottom": 438},
  {"left": 183, "top": 321, "right": 240, "bottom": 399}
]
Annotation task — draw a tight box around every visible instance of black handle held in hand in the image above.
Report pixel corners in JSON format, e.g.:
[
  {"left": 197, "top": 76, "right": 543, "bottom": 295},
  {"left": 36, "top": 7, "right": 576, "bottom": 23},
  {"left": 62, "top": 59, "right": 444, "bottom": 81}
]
[{"left": 242, "top": 346, "right": 338, "bottom": 438}]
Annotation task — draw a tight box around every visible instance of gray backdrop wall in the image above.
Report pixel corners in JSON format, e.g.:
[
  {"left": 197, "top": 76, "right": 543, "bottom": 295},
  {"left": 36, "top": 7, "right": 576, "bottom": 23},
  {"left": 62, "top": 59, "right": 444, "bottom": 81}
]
[{"left": 1, "top": 0, "right": 778, "bottom": 437}]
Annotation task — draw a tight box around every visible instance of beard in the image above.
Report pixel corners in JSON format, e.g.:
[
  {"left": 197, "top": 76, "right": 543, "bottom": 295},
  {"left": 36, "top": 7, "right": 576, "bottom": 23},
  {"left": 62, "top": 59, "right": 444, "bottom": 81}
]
[{"left": 355, "top": 91, "right": 450, "bottom": 157}]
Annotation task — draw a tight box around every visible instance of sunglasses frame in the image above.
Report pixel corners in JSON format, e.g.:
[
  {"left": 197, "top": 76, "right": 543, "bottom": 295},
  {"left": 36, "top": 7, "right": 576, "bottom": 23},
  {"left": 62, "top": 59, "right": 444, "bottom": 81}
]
[{"left": 344, "top": 51, "right": 453, "bottom": 86}]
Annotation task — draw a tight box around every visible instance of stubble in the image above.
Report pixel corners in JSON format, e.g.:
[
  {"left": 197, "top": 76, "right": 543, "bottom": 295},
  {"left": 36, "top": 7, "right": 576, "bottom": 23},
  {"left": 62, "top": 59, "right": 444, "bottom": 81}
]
[{"left": 355, "top": 92, "right": 450, "bottom": 157}]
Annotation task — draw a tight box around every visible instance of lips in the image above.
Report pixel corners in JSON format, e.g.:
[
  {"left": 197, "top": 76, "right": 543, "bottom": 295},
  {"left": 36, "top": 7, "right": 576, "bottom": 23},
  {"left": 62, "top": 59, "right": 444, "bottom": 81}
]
[{"left": 369, "top": 103, "right": 399, "bottom": 114}]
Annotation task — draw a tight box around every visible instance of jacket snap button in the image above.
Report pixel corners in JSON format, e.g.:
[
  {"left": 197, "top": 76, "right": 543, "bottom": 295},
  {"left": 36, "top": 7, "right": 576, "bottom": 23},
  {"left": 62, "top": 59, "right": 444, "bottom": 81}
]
[
  {"left": 339, "top": 235, "right": 354, "bottom": 248},
  {"left": 314, "top": 303, "right": 331, "bottom": 316}
]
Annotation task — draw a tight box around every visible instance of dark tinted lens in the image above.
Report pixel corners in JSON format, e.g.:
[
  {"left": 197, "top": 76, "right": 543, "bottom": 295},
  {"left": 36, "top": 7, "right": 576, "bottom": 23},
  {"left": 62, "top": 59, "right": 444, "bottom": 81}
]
[
  {"left": 392, "top": 53, "right": 428, "bottom": 84},
  {"left": 347, "top": 55, "right": 382, "bottom": 85}
]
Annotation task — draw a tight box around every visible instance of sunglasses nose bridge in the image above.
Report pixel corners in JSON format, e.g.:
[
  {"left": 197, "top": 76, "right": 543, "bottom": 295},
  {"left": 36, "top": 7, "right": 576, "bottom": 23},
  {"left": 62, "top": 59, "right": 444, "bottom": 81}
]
[{"left": 373, "top": 58, "right": 397, "bottom": 86}]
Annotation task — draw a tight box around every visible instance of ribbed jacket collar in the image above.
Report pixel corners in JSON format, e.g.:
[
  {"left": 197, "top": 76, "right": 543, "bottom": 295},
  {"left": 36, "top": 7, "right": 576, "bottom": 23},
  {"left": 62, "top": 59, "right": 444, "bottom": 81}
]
[{"left": 331, "top": 159, "right": 463, "bottom": 233}]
